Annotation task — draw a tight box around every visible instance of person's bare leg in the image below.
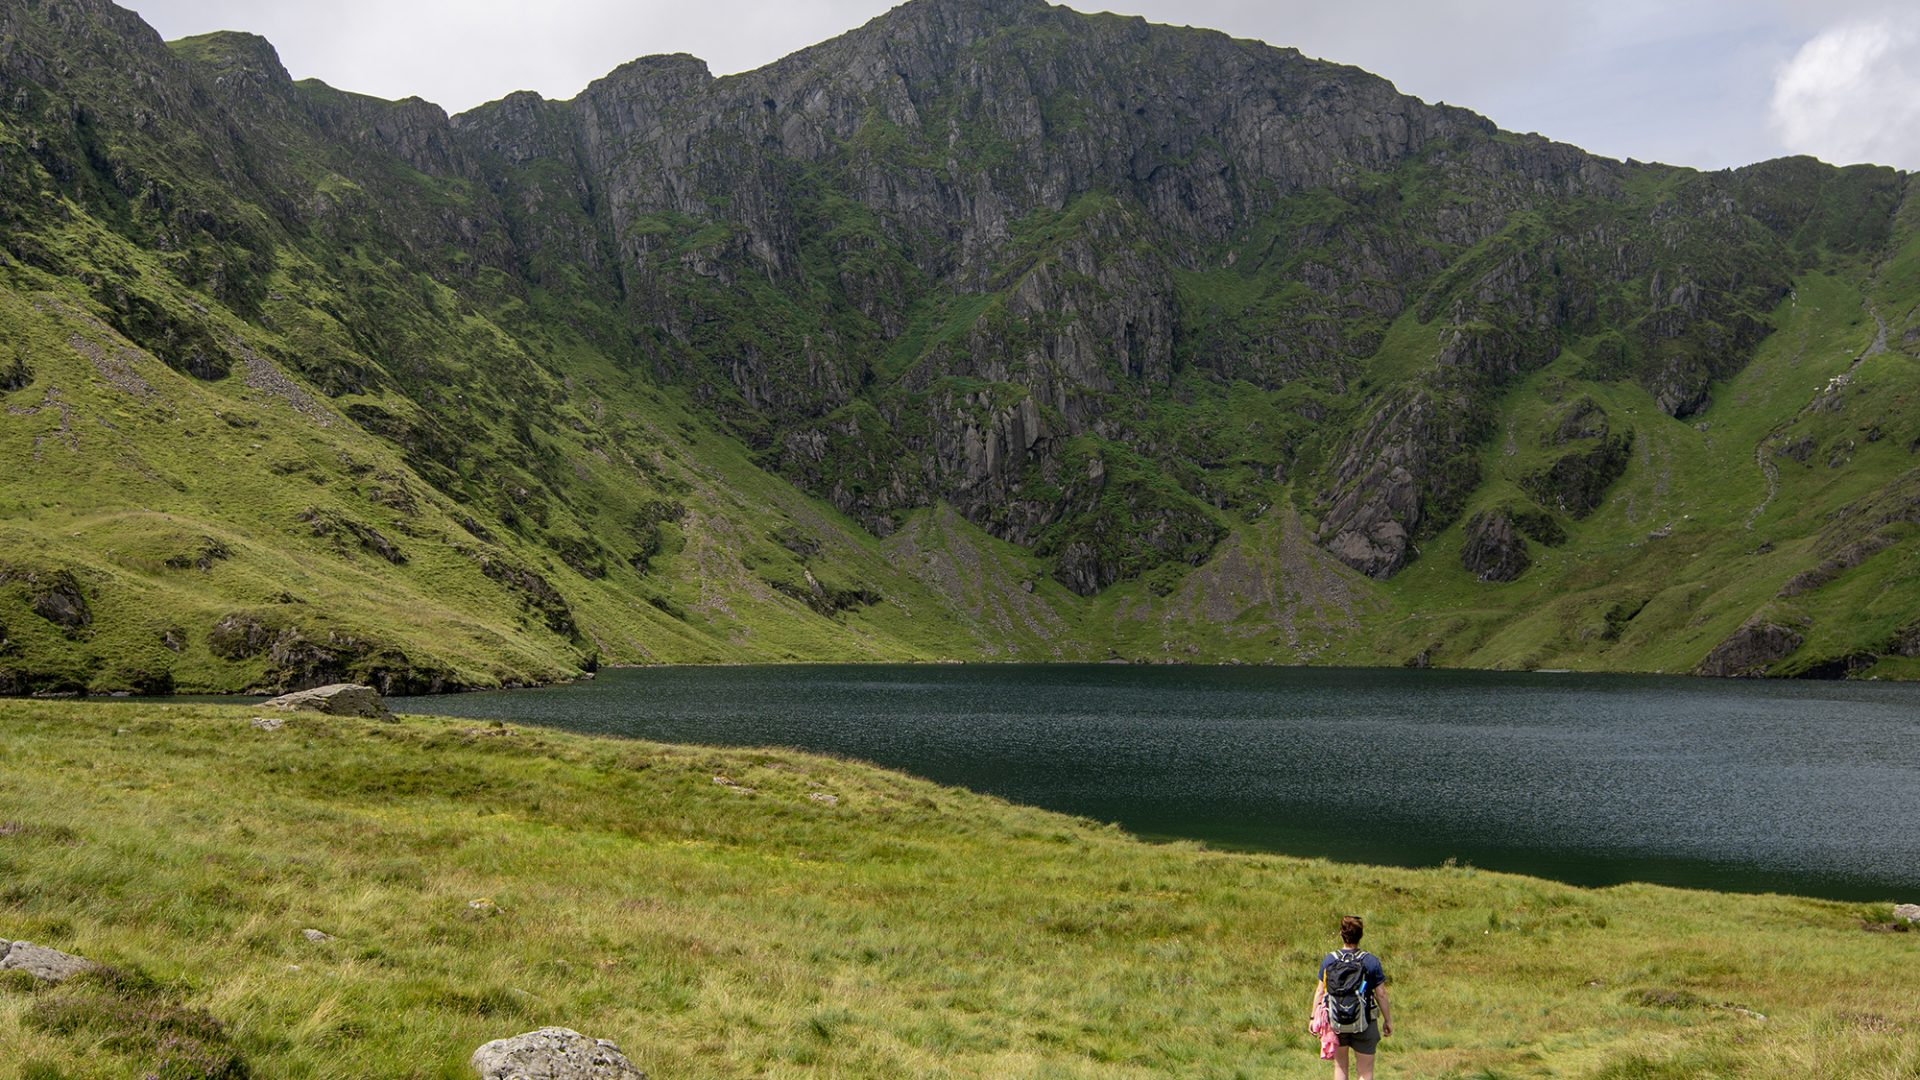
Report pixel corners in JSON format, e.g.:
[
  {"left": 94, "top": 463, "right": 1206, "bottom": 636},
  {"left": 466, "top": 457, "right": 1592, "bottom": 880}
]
[
  {"left": 1354, "top": 1051, "right": 1375, "bottom": 1080},
  {"left": 1332, "top": 1045, "right": 1350, "bottom": 1080}
]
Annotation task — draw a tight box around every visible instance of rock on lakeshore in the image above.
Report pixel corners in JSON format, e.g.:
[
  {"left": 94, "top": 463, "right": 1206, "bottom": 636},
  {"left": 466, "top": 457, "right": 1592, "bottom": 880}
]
[
  {"left": 1694, "top": 619, "right": 1805, "bottom": 677},
  {"left": 1, "top": 940, "right": 96, "bottom": 983},
  {"left": 261, "top": 683, "right": 393, "bottom": 720},
  {"left": 1896, "top": 903, "right": 1920, "bottom": 924},
  {"left": 471, "top": 1027, "right": 645, "bottom": 1079}
]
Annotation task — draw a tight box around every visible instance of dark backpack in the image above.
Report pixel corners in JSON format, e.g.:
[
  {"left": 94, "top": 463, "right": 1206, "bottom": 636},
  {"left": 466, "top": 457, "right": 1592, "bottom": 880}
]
[{"left": 1323, "top": 949, "right": 1372, "bottom": 1034}]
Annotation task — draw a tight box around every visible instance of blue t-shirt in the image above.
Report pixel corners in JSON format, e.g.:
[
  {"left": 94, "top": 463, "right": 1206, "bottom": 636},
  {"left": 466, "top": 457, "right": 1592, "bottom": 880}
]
[{"left": 1318, "top": 949, "right": 1386, "bottom": 996}]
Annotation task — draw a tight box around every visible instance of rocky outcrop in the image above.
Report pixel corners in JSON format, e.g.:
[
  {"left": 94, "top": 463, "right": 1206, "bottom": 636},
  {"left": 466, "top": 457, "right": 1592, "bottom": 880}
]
[
  {"left": 0, "top": 940, "right": 96, "bottom": 983},
  {"left": 261, "top": 683, "right": 393, "bottom": 720},
  {"left": 1510, "top": 507, "right": 1568, "bottom": 547},
  {"left": 1318, "top": 386, "right": 1485, "bottom": 577},
  {"left": 465, "top": 549, "right": 578, "bottom": 638},
  {"left": 1, "top": 569, "right": 91, "bottom": 633},
  {"left": 1524, "top": 433, "right": 1633, "bottom": 518},
  {"left": 1696, "top": 618, "right": 1805, "bottom": 677},
  {"left": 1461, "top": 509, "right": 1531, "bottom": 583},
  {"left": 471, "top": 1028, "right": 645, "bottom": 1080},
  {"left": 208, "top": 613, "right": 457, "bottom": 694},
  {"left": 1893, "top": 623, "right": 1920, "bottom": 659},
  {"left": 300, "top": 508, "right": 406, "bottom": 565},
  {"left": 0, "top": 354, "right": 31, "bottom": 392}
]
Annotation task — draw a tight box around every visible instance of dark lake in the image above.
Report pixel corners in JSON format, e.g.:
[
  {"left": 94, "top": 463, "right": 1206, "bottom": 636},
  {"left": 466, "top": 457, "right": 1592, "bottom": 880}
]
[{"left": 393, "top": 664, "right": 1920, "bottom": 902}]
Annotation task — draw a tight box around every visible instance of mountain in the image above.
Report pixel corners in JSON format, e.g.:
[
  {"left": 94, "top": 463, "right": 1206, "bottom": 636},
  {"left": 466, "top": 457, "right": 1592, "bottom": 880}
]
[{"left": 1, "top": 0, "right": 1916, "bottom": 694}]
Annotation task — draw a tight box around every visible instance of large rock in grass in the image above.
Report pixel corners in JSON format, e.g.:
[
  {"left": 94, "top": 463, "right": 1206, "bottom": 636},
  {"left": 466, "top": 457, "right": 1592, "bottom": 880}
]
[
  {"left": 260, "top": 682, "right": 392, "bottom": 720},
  {"left": 1, "top": 940, "right": 96, "bottom": 983},
  {"left": 1896, "top": 903, "right": 1920, "bottom": 924},
  {"left": 471, "top": 1028, "right": 645, "bottom": 1080}
]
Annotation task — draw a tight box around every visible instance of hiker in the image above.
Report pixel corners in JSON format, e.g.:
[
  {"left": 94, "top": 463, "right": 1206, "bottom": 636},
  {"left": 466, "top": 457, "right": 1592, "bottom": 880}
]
[{"left": 1308, "top": 915, "right": 1391, "bottom": 1080}]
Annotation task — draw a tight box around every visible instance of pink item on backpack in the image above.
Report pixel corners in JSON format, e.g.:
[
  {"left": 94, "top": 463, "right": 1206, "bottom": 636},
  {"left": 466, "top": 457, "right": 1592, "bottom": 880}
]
[{"left": 1309, "top": 1001, "right": 1338, "bottom": 1059}]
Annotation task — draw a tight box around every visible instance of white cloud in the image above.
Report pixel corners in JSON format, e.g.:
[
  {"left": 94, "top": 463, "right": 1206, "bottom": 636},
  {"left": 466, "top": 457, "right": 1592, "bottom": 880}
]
[{"left": 1770, "top": 16, "right": 1920, "bottom": 168}]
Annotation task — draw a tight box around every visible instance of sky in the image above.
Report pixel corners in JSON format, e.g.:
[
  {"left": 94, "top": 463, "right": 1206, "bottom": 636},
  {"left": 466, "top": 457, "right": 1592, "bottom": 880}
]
[{"left": 124, "top": 0, "right": 1920, "bottom": 171}]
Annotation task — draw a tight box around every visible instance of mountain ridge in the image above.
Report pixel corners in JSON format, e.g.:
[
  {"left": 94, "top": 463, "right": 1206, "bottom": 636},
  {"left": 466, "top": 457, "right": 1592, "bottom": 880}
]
[{"left": 1, "top": 0, "right": 1916, "bottom": 693}]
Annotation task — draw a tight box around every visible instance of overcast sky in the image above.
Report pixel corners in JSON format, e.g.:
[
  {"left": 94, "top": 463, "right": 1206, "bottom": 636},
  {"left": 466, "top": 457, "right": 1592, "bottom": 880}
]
[{"left": 125, "top": 0, "right": 1920, "bottom": 171}]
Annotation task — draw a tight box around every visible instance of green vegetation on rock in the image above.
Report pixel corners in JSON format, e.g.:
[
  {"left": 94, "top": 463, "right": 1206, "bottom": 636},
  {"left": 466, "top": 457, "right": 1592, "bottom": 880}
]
[{"left": 0, "top": 0, "right": 1916, "bottom": 690}]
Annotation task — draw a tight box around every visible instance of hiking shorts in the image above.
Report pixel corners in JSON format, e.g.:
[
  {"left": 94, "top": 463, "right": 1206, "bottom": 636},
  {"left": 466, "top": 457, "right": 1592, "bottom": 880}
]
[{"left": 1336, "top": 1017, "right": 1381, "bottom": 1055}]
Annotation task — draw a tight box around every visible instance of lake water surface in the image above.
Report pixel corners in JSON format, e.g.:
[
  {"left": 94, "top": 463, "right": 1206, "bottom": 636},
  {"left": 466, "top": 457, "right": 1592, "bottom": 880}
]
[{"left": 393, "top": 665, "right": 1920, "bottom": 901}]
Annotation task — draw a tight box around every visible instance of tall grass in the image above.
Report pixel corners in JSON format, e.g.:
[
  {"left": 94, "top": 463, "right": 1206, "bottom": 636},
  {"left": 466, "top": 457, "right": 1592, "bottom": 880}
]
[{"left": 1, "top": 701, "right": 1914, "bottom": 1077}]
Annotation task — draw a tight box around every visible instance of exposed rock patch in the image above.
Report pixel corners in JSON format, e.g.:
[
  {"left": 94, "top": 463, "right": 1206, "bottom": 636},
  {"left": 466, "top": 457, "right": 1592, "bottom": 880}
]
[
  {"left": 1509, "top": 506, "right": 1567, "bottom": 547},
  {"left": 209, "top": 612, "right": 457, "bottom": 694},
  {"left": 1461, "top": 509, "right": 1531, "bottom": 583},
  {"left": 1523, "top": 432, "right": 1633, "bottom": 518},
  {"left": 2, "top": 569, "right": 92, "bottom": 633},
  {"left": 0, "top": 353, "right": 32, "bottom": 393},
  {"left": 164, "top": 537, "right": 233, "bottom": 572},
  {"left": 465, "top": 548, "right": 578, "bottom": 638},
  {"left": 300, "top": 507, "right": 406, "bottom": 565},
  {"left": 1696, "top": 618, "right": 1804, "bottom": 677},
  {"left": 471, "top": 1027, "right": 645, "bottom": 1080}
]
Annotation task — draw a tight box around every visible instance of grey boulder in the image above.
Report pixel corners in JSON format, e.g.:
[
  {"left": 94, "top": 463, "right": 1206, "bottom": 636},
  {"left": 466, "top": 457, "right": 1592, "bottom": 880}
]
[
  {"left": 471, "top": 1027, "right": 645, "bottom": 1079},
  {"left": 1, "top": 940, "right": 96, "bottom": 983},
  {"left": 260, "top": 683, "right": 393, "bottom": 720},
  {"left": 1896, "top": 903, "right": 1920, "bottom": 924}
]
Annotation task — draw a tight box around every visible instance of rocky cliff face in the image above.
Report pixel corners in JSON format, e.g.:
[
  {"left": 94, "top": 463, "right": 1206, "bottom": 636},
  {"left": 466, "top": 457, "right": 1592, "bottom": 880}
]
[
  {"left": 443, "top": 0, "right": 1906, "bottom": 588},
  {"left": 1, "top": 0, "right": 1916, "bottom": 688}
]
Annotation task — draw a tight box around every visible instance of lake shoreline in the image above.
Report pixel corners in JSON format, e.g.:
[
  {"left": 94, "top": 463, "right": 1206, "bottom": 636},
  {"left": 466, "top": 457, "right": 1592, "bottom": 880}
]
[
  {"left": 13, "top": 652, "right": 1904, "bottom": 704},
  {"left": 5, "top": 697, "right": 1917, "bottom": 1078},
  {"left": 385, "top": 664, "right": 1920, "bottom": 902}
]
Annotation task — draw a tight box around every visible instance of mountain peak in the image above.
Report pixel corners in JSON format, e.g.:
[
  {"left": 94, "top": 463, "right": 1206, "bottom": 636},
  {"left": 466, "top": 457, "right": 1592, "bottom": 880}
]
[{"left": 168, "top": 30, "right": 291, "bottom": 88}]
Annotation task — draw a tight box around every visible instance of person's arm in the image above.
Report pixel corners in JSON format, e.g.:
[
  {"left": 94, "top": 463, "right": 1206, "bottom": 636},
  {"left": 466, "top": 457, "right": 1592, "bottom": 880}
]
[{"left": 1374, "top": 984, "right": 1392, "bottom": 1036}]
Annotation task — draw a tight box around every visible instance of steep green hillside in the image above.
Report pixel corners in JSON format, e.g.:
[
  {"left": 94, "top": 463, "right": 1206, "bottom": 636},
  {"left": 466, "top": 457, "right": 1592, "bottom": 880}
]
[
  {"left": 0, "top": 0, "right": 1915, "bottom": 692},
  {"left": 3, "top": 701, "right": 1916, "bottom": 1078}
]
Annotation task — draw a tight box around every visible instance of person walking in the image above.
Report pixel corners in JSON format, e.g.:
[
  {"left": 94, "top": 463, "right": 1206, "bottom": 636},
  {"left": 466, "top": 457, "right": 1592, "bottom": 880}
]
[{"left": 1309, "top": 915, "right": 1391, "bottom": 1080}]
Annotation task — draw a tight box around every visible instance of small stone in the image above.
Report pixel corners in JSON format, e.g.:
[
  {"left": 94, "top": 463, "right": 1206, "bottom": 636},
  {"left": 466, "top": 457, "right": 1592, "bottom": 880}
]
[
  {"left": 252, "top": 716, "right": 286, "bottom": 731},
  {"left": 807, "top": 792, "right": 839, "bottom": 806},
  {"left": 0, "top": 940, "right": 96, "bottom": 983},
  {"left": 471, "top": 1027, "right": 645, "bottom": 1080},
  {"left": 301, "top": 928, "right": 334, "bottom": 942},
  {"left": 468, "top": 898, "right": 499, "bottom": 915}
]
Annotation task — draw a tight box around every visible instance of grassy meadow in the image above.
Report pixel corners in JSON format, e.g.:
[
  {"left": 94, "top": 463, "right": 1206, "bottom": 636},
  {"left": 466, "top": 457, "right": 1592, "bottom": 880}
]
[{"left": 1, "top": 700, "right": 1915, "bottom": 1078}]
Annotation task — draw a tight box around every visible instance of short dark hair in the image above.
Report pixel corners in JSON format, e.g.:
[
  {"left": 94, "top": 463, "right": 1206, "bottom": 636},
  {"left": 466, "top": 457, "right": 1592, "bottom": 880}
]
[{"left": 1339, "top": 915, "right": 1364, "bottom": 945}]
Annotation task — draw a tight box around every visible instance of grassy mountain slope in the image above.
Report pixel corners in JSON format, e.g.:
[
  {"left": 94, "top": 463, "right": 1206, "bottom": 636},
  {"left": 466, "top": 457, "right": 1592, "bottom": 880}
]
[
  {"left": 0, "top": 0, "right": 1916, "bottom": 691},
  {"left": 2, "top": 700, "right": 1916, "bottom": 1078}
]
